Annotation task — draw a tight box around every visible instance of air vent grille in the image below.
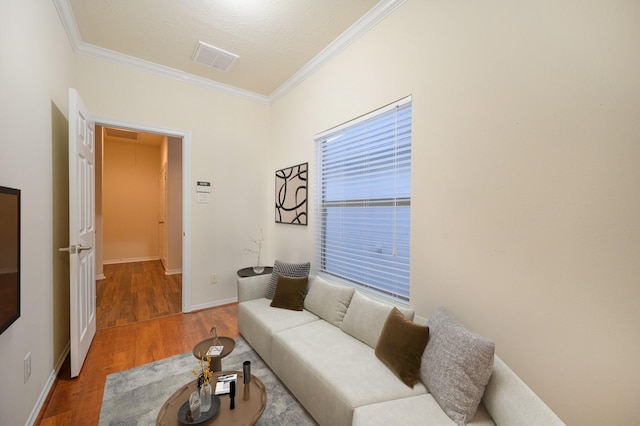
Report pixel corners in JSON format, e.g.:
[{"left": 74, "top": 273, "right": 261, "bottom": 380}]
[{"left": 192, "top": 41, "right": 239, "bottom": 72}]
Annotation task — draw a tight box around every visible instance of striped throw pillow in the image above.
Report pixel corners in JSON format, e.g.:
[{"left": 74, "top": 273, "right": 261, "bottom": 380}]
[{"left": 265, "top": 260, "right": 310, "bottom": 300}]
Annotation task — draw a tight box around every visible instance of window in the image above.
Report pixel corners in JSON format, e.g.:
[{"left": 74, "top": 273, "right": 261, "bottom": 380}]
[{"left": 315, "top": 96, "right": 412, "bottom": 303}]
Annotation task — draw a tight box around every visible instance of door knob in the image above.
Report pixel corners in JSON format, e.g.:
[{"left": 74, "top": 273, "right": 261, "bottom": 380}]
[{"left": 58, "top": 244, "right": 92, "bottom": 254}]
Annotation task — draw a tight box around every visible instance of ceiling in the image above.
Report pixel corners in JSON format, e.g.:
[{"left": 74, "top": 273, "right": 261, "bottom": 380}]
[{"left": 55, "top": 0, "right": 405, "bottom": 102}]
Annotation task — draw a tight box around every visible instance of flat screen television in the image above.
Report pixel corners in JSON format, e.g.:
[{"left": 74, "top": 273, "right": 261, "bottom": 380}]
[{"left": 0, "top": 186, "right": 20, "bottom": 335}]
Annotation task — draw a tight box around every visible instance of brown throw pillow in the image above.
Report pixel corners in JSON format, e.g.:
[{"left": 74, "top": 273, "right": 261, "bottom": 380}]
[
  {"left": 270, "top": 275, "right": 308, "bottom": 311},
  {"left": 375, "top": 307, "right": 430, "bottom": 387}
]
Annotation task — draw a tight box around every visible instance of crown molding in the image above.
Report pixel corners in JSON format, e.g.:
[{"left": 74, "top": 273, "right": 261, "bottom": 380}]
[
  {"left": 268, "top": 0, "right": 407, "bottom": 103},
  {"left": 53, "top": 0, "right": 406, "bottom": 106}
]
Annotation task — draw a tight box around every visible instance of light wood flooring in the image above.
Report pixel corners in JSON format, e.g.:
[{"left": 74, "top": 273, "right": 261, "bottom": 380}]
[
  {"left": 35, "top": 260, "right": 239, "bottom": 425},
  {"left": 97, "top": 260, "right": 182, "bottom": 329}
]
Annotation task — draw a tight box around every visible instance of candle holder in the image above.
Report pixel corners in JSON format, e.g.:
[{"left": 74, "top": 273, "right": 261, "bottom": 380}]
[{"left": 243, "top": 360, "right": 251, "bottom": 400}]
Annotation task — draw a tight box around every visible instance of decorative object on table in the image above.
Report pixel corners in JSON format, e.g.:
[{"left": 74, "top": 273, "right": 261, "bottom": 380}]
[
  {"left": 177, "top": 393, "right": 221, "bottom": 425},
  {"left": 243, "top": 228, "right": 265, "bottom": 273},
  {"left": 229, "top": 380, "right": 236, "bottom": 410},
  {"left": 188, "top": 391, "right": 200, "bottom": 421},
  {"left": 191, "top": 354, "right": 213, "bottom": 412},
  {"left": 243, "top": 360, "right": 251, "bottom": 400},
  {"left": 275, "top": 162, "right": 308, "bottom": 225},
  {"left": 214, "top": 373, "right": 237, "bottom": 395},
  {"left": 206, "top": 326, "right": 223, "bottom": 356}
]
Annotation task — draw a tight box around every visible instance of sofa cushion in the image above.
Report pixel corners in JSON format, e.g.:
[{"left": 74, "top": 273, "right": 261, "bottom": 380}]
[
  {"left": 265, "top": 260, "right": 310, "bottom": 299},
  {"left": 271, "top": 320, "right": 427, "bottom": 426},
  {"left": 375, "top": 307, "right": 430, "bottom": 387},
  {"left": 421, "top": 307, "right": 495, "bottom": 426},
  {"left": 353, "top": 395, "right": 495, "bottom": 426},
  {"left": 304, "top": 277, "right": 355, "bottom": 327},
  {"left": 237, "top": 298, "right": 319, "bottom": 365},
  {"left": 270, "top": 275, "right": 308, "bottom": 311},
  {"left": 340, "top": 291, "right": 415, "bottom": 349}
]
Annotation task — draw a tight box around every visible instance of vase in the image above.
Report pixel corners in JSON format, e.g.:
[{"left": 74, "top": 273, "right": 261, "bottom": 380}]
[
  {"left": 200, "top": 383, "right": 212, "bottom": 412},
  {"left": 253, "top": 256, "right": 264, "bottom": 274}
]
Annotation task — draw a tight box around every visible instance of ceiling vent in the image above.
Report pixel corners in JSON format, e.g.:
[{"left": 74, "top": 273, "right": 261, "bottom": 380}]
[{"left": 192, "top": 41, "right": 239, "bottom": 72}]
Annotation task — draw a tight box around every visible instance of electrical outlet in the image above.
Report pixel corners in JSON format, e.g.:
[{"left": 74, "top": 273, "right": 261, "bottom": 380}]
[
  {"left": 210, "top": 273, "right": 218, "bottom": 284},
  {"left": 24, "top": 352, "right": 31, "bottom": 383}
]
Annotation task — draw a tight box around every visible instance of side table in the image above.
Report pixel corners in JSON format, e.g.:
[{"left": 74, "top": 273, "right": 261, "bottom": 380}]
[
  {"left": 193, "top": 336, "right": 236, "bottom": 372},
  {"left": 237, "top": 266, "right": 273, "bottom": 277}
]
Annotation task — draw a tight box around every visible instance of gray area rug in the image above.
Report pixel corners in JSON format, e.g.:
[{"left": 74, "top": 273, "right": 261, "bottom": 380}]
[{"left": 99, "top": 337, "right": 317, "bottom": 425}]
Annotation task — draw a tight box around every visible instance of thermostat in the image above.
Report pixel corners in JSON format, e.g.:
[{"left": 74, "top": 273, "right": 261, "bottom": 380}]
[{"left": 196, "top": 181, "right": 211, "bottom": 193}]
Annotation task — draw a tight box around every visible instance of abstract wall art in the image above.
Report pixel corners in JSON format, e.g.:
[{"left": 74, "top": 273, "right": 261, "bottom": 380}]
[{"left": 275, "top": 162, "right": 308, "bottom": 225}]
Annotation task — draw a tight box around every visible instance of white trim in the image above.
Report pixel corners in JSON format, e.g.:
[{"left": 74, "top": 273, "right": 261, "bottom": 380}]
[
  {"left": 269, "top": 0, "right": 407, "bottom": 103},
  {"left": 78, "top": 43, "right": 270, "bottom": 105},
  {"left": 93, "top": 115, "right": 192, "bottom": 314},
  {"left": 25, "top": 343, "right": 70, "bottom": 426},
  {"left": 164, "top": 268, "right": 183, "bottom": 276},
  {"left": 52, "top": 0, "right": 407, "bottom": 105},
  {"left": 103, "top": 256, "right": 161, "bottom": 265},
  {"left": 190, "top": 297, "right": 238, "bottom": 312}
]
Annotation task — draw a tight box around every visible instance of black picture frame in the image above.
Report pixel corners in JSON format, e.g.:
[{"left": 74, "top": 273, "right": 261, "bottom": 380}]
[
  {"left": 0, "top": 185, "right": 20, "bottom": 336},
  {"left": 275, "top": 162, "right": 308, "bottom": 225}
]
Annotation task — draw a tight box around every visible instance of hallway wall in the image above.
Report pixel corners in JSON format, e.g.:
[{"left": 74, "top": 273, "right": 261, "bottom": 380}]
[{"left": 103, "top": 137, "right": 161, "bottom": 263}]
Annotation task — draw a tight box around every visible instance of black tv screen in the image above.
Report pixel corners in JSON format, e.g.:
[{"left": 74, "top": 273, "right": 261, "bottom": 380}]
[{"left": 0, "top": 186, "right": 20, "bottom": 335}]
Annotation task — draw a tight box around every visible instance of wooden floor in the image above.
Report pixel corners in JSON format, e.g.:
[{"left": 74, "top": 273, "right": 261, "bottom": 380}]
[
  {"left": 35, "top": 304, "right": 239, "bottom": 425},
  {"left": 36, "top": 260, "right": 239, "bottom": 425},
  {"left": 97, "top": 260, "right": 182, "bottom": 329}
]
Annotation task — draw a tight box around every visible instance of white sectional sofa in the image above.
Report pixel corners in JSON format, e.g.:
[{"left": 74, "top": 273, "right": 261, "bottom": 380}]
[{"left": 237, "top": 273, "right": 565, "bottom": 426}]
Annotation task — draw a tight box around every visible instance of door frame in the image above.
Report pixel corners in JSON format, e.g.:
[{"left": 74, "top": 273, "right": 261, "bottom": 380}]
[{"left": 95, "top": 115, "right": 192, "bottom": 313}]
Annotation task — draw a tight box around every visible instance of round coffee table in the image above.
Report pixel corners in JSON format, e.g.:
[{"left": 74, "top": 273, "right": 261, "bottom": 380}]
[
  {"left": 192, "top": 337, "right": 236, "bottom": 372},
  {"left": 156, "top": 370, "right": 266, "bottom": 426}
]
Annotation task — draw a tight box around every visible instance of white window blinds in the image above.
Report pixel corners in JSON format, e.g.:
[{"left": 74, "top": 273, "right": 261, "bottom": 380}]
[{"left": 315, "top": 96, "right": 412, "bottom": 302}]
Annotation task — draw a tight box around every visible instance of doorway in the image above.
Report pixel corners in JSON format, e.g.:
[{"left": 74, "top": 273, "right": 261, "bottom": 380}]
[
  {"left": 96, "top": 118, "right": 191, "bottom": 312},
  {"left": 95, "top": 126, "right": 183, "bottom": 328}
]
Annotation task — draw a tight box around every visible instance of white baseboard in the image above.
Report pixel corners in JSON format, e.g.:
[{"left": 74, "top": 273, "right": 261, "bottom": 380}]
[
  {"left": 189, "top": 297, "right": 237, "bottom": 313},
  {"left": 26, "top": 342, "right": 70, "bottom": 426},
  {"left": 103, "top": 256, "right": 161, "bottom": 265},
  {"left": 164, "top": 268, "right": 182, "bottom": 276}
]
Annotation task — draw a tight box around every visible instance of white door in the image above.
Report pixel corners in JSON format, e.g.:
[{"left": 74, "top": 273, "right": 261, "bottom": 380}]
[{"left": 66, "top": 88, "right": 97, "bottom": 378}]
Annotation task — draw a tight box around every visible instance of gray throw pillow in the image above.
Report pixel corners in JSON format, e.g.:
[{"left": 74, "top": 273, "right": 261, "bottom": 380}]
[
  {"left": 265, "top": 260, "right": 310, "bottom": 300},
  {"left": 420, "top": 307, "right": 495, "bottom": 426}
]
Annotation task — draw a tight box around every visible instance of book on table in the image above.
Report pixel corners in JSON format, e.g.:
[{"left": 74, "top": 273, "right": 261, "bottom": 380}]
[
  {"left": 206, "top": 345, "right": 223, "bottom": 357},
  {"left": 215, "top": 373, "right": 237, "bottom": 395}
]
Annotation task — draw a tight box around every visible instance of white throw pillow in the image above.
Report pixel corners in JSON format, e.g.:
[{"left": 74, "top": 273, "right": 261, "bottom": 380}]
[
  {"left": 340, "top": 291, "right": 414, "bottom": 349},
  {"left": 304, "top": 277, "right": 355, "bottom": 327}
]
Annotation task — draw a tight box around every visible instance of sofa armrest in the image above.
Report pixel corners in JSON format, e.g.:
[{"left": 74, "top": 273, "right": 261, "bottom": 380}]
[
  {"left": 237, "top": 275, "right": 270, "bottom": 302},
  {"left": 482, "top": 355, "right": 565, "bottom": 425}
]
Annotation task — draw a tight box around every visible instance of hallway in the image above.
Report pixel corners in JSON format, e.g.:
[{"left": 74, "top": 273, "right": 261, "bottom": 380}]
[{"left": 96, "top": 260, "right": 182, "bottom": 329}]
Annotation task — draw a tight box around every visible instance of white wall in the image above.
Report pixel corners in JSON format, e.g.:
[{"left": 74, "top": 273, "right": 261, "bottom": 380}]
[
  {"left": 269, "top": 1, "right": 640, "bottom": 425},
  {"left": 0, "top": 0, "right": 75, "bottom": 424},
  {"left": 74, "top": 55, "right": 272, "bottom": 308}
]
